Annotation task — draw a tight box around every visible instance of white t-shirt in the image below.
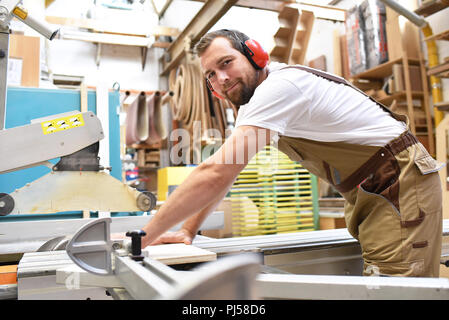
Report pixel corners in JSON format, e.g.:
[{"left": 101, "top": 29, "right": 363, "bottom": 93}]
[{"left": 235, "top": 62, "right": 407, "bottom": 146}]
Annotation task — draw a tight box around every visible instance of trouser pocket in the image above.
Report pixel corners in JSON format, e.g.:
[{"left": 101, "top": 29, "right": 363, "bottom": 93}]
[
  {"left": 359, "top": 149, "right": 400, "bottom": 212},
  {"left": 355, "top": 187, "right": 402, "bottom": 264}
]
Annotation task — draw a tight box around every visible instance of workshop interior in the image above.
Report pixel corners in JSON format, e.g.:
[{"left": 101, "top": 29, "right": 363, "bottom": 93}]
[{"left": 0, "top": 0, "right": 449, "bottom": 300}]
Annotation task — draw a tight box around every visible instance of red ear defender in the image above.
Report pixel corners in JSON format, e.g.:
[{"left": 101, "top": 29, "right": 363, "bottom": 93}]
[
  {"left": 206, "top": 79, "right": 224, "bottom": 100},
  {"left": 242, "top": 39, "right": 269, "bottom": 69}
]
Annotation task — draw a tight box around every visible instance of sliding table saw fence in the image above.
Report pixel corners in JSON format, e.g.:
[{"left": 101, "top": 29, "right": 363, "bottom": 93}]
[{"left": 230, "top": 145, "right": 319, "bottom": 237}]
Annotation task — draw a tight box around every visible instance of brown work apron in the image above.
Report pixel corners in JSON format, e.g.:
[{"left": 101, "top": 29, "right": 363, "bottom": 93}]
[{"left": 275, "top": 65, "right": 444, "bottom": 277}]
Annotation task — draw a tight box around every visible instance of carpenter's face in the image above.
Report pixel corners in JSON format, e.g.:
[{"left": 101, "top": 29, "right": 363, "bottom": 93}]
[{"left": 200, "top": 37, "right": 259, "bottom": 106}]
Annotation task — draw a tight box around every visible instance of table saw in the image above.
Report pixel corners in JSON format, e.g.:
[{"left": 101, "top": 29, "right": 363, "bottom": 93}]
[{"left": 1, "top": 217, "right": 448, "bottom": 300}]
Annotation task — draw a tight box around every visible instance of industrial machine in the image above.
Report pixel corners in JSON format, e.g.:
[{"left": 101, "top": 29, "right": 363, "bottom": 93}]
[{"left": 8, "top": 218, "right": 448, "bottom": 300}]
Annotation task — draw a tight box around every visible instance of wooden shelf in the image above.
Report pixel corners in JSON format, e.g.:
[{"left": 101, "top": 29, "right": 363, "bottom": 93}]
[
  {"left": 350, "top": 58, "right": 421, "bottom": 80},
  {"left": 424, "top": 29, "right": 449, "bottom": 42},
  {"left": 435, "top": 101, "right": 449, "bottom": 112},
  {"left": 349, "top": 53, "right": 434, "bottom": 154},
  {"left": 378, "top": 91, "right": 424, "bottom": 106},
  {"left": 415, "top": 0, "right": 449, "bottom": 17},
  {"left": 269, "top": 6, "right": 314, "bottom": 65},
  {"left": 428, "top": 61, "right": 449, "bottom": 78}
]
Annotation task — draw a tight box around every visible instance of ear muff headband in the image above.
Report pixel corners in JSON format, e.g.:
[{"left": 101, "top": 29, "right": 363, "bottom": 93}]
[
  {"left": 241, "top": 39, "right": 269, "bottom": 70},
  {"left": 206, "top": 78, "right": 224, "bottom": 99}
]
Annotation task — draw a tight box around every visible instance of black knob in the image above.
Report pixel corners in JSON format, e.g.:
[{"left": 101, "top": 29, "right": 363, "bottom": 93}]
[
  {"left": 125, "top": 230, "right": 146, "bottom": 261},
  {"left": 0, "top": 193, "right": 14, "bottom": 216}
]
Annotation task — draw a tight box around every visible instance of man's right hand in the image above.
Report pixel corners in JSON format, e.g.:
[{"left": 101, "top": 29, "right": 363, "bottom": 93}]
[{"left": 148, "top": 228, "right": 195, "bottom": 246}]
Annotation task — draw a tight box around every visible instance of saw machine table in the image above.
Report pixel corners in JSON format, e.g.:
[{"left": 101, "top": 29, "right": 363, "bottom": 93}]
[{"left": 2, "top": 219, "right": 448, "bottom": 300}]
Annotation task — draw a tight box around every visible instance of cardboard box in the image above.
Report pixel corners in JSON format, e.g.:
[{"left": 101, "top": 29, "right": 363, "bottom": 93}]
[
  {"left": 392, "top": 64, "right": 423, "bottom": 92},
  {"left": 8, "top": 34, "right": 40, "bottom": 87},
  {"left": 157, "top": 166, "right": 196, "bottom": 201}
]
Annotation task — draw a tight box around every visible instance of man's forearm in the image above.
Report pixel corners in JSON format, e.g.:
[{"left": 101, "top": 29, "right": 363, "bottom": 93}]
[
  {"left": 181, "top": 180, "right": 233, "bottom": 238},
  {"left": 141, "top": 162, "right": 241, "bottom": 246},
  {"left": 140, "top": 125, "right": 272, "bottom": 247}
]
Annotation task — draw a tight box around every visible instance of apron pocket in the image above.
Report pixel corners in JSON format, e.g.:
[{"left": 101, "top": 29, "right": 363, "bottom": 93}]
[
  {"left": 414, "top": 142, "right": 445, "bottom": 175},
  {"left": 360, "top": 151, "right": 401, "bottom": 212}
]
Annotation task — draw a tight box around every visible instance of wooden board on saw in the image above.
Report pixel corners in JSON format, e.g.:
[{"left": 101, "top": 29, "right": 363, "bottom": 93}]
[
  {"left": 142, "top": 243, "right": 217, "bottom": 265},
  {"left": 0, "top": 265, "right": 17, "bottom": 285}
]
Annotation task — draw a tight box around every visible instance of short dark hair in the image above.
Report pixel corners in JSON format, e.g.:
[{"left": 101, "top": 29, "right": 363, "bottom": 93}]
[{"left": 194, "top": 29, "right": 249, "bottom": 57}]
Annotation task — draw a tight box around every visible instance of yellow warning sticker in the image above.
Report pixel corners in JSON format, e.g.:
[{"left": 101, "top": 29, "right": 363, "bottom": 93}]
[
  {"left": 12, "top": 6, "right": 28, "bottom": 20},
  {"left": 41, "top": 113, "right": 85, "bottom": 135}
]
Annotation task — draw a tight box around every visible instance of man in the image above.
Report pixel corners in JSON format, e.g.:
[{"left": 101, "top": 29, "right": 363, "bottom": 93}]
[{"left": 138, "top": 29, "right": 443, "bottom": 277}]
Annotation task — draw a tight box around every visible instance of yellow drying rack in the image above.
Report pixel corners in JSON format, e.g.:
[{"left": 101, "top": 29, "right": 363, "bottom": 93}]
[{"left": 230, "top": 145, "right": 319, "bottom": 237}]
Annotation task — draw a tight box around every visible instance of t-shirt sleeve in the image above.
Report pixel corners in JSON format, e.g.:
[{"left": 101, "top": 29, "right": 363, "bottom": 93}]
[{"left": 235, "top": 77, "right": 307, "bottom": 136}]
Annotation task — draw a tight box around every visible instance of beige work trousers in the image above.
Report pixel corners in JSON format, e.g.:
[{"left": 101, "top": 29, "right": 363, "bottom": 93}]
[{"left": 345, "top": 142, "right": 443, "bottom": 277}]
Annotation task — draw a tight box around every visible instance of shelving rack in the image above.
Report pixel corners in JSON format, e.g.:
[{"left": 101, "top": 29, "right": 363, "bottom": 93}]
[
  {"left": 230, "top": 146, "right": 319, "bottom": 237},
  {"left": 350, "top": 55, "right": 434, "bottom": 154}
]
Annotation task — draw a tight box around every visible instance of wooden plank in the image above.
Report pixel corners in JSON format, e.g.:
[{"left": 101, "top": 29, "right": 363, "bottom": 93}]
[
  {"left": 60, "top": 30, "right": 152, "bottom": 47},
  {"left": 289, "top": 10, "right": 314, "bottom": 65},
  {"left": 46, "top": 16, "right": 180, "bottom": 38},
  {"left": 319, "top": 215, "right": 346, "bottom": 230},
  {"left": 0, "top": 265, "right": 17, "bottom": 285},
  {"left": 417, "top": 43, "right": 435, "bottom": 155},
  {"left": 428, "top": 61, "right": 449, "bottom": 77},
  {"left": 385, "top": 8, "right": 421, "bottom": 62},
  {"left": 340, "top": 34, "right": 350, "bottom": 79},
  {"left": 161, "top": 0, "right": 238, "bottom": 76},
  {"left": 187, "top": 0, "right": 346, "bottom": 20},
  {"left": 385, "top": 8, "right": 403, "bottom": 61},
  {"left": 151, "top": 0, "right": 174, "bottom": 18},
  {"left": 414, "top": 0, "right": 449, "bottom": 17},
  {"left": 377, "top": 91, "right": 424, "bottom": 106},
  {"left": 402, "top": 54, "right": 416, "bottom": 134},
  {"left": 294, "top": 2, "right": 346, "bottom": 21},
  {"left": 350, "top": 57, "right": 420, "bottom": 80},
  {"left": 308, "top": 55, "right": 326, "bottom": 71},
  {"left": 80, "top": 82, "right": 88, "bottom": 113},
  {"left": 333, "top": 29, "right": 342, "bottom": 76},
  {"left": 142, "top": 243, "right": 217, "bottom": 265},
  {"left": 188, "top": 0, "right": 288, "bottom": 12},
  {"left": 281, "top": 7, "right": 300, "bottom": 64},
  {"left": 435, "top": 101, "right": 449, "bottom": 111},
  {"left": 424, "top": 29, "right": 449, "bottom": 42},
  {"left": 236, "top": 0, "right": 285, "bottom": 11}
]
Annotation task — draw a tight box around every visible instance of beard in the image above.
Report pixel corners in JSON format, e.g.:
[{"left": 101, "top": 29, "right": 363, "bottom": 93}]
[{"left": 225, "top": 71, "right": 259, "bottom": 106}]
